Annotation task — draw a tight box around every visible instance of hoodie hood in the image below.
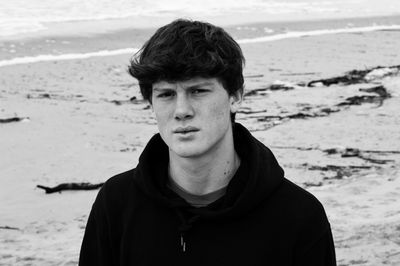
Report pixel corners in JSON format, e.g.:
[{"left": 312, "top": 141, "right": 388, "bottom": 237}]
[{"left": 134, "top": 123, "right": 285, "bottom": 220}]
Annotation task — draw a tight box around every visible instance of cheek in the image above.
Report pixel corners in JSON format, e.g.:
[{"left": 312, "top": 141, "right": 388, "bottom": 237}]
[
  {"left": 153, "top": 107, "right": 169, "bottom": 129},
  {"left": 209, "top": 101, "right": 230, "bottom": 121}
]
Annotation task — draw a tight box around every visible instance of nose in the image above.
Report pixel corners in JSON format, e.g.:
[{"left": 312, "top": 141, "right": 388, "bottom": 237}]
[{"left": 174, "top": 93, "right": 194, "bottom": 121}]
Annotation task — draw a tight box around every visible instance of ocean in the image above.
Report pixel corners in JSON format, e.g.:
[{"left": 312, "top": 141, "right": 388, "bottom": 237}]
[
  {"left": 1, "top": 0, "right": 400, "bottom": 38},
  {"left": 1, "top": 0, "right": 400, "bottom": 67}
]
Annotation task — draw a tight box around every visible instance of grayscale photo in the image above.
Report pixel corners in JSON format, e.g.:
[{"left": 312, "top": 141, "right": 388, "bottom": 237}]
[{"left": 1, "top": 0, "right": 400, "bottom": 265}]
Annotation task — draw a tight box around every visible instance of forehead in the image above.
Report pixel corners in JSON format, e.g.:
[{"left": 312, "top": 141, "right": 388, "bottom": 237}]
[{"left": 152, "top": 77, "right": 221, "bottom": 89}]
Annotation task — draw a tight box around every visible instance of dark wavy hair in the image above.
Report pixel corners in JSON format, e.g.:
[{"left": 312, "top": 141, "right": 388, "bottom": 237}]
[{"left": 128, "top": 19, "right": 245, "bottom": 108}]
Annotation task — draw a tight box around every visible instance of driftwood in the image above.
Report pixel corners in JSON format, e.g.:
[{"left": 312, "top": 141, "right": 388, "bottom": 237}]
[
  {"left": 244, "top": 74, "right": 264, "bottom": 78},
  {"left": 110, "top": 96, "right": 141, "bottom": 105},
  {"left": 303, "top": 182, "right": 323, "bottom": 188},
  {"left": 37, "top": 182, "right": 104, "bottom": 194},
  {"left": 26, "top": 93, "right": 51, "bottom": 99},
  {"left": 0, "top": 117, "right": 29, "bottom": 123},
  {"left": 0, "top": 226, "right": 20, "bottom": 230},
  {"left": 269, "top": 83, "right": 295, "bottom": 91}
]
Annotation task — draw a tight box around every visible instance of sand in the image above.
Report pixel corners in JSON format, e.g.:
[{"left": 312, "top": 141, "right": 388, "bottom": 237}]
[{"left": 1, "top": 20, "right": 400, "bottom": 265}]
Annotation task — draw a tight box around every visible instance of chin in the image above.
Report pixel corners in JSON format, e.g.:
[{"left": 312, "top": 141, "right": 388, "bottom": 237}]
[{"left": 170, "top": 144, "right": 206, "bottom": 159}]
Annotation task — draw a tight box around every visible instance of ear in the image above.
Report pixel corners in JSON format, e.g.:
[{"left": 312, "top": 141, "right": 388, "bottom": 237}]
[{"left": 229, "top": 90, "right": 243, "bottom": 114}]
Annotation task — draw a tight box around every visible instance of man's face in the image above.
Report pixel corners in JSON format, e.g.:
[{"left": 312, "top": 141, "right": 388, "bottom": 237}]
[{"left": 151, "top": 77, "right": 242, "bottom": 159}]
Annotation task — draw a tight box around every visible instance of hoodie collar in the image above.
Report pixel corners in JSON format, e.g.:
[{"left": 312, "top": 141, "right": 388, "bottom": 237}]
[{"left": 134, "top": 123, "right": 285, "bottom": 219}]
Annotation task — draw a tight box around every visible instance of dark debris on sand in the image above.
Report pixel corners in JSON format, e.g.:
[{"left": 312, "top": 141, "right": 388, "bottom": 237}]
[
  {"left": 307, "top": 65, "right": 400, "bottom": 87},
  {"left": 0, "top": 117, "right": 29, "bottom": 123},
  {"left": 37, "top": 183, "right": 104, "bottom": 194},
  {"left": 0, "top": 226, "right": 20, "bottom": 230},
  {"left": 244, "top": 83, "right": 296, "bottom": 97},
  {"left": 304, "top": 163, "right": 375, "bottom": 181},
  {"left": 323, "top": 147, "right": 395, "bottom": 164},
  {"left": 242, "top": 65, "right": 396, "bottom": 131},
  {"left": 271, "top": 145, "right": 398, "bottom": 186},
  {"left": 337, "top": 85, "right": 391, "bottom": 107}
]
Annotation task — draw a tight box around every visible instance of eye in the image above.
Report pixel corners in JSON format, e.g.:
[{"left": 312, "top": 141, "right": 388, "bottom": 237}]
[
  {"left": 156, "top": 91, "right": 175, "bottom": 98},
  {"left": 191, "top": 88, "right": 208, "bottom": 95}
]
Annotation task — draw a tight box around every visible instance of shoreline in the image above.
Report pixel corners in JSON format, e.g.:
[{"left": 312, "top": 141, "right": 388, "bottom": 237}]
[
  {"left": 1, "top": 14, "right": 400, "bottom": 69},
  {"left": 2, "top": 12, "right": 400, "bottom": 42}
]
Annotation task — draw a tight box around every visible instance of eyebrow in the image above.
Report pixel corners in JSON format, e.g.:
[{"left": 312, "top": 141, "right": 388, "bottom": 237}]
[
  {"left": 186, "top": 82, "right": 215, "bottom": 89},
  {"left": 153, "top": 82, "right": 215, "bottom": 91}
]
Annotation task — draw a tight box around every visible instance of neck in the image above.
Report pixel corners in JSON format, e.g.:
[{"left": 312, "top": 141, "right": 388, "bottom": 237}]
[{"left": 168, "top": 134, "right": 240, "bottom": 196}]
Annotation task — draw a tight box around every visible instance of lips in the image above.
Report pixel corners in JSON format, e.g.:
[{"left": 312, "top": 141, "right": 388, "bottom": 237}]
[{"left": 173, "top": 126, "right": 199, "bottom": 134}]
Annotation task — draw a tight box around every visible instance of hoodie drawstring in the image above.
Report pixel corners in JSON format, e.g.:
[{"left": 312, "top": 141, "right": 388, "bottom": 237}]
[
  {"left": 180, "top": 233, "right": 186, "bottom": 252},
  {"left": 178, "top": 223, "right": 191, "bottom": 252},
  {"left": 175, "top": 209, "right": 200, "bottom": 253}
]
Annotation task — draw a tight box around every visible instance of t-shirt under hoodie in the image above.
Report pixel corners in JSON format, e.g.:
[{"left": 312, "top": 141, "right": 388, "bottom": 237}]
[{"left": 79, "top": 123, "right": 337, "bottom": 266}]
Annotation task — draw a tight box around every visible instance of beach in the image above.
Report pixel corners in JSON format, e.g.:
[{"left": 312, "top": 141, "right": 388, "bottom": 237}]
[{"left": 1, "top": 11, "right": 400, "bottom": 266}]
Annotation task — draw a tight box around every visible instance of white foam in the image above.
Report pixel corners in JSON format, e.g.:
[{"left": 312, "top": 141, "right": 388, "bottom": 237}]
[
  {"left": 0, "top": 20, "right": 46, "bottom": 37},
  {"left": 2, "top": 0, "right": 400, "bottom": 38},
  {"left": 1, "top": 24, "right": 400, "bottom": 68},
  {"left": 0, "top": 48, "right": 138, "bottom": 68},
  {"left": 237, "top": 24, "right": 400, "bottom": 44}
]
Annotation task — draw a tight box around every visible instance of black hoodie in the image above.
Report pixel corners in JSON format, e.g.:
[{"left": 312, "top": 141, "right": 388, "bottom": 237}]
[{"left": 79, "top": 123, "right": 336, "bottom": 266}]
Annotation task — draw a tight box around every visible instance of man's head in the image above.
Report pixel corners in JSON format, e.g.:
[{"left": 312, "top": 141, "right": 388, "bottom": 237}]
[{"left": 129, "top": 19, "right": 245, "bottom": 122}]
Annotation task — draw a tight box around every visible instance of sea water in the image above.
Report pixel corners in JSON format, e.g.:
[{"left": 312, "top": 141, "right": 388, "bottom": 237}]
[
  {"left": 1, "top": 0, "right": 400, "bottom": 38},
  {"left": 1, "top": 0, "right": 400, "bottom": 67}
]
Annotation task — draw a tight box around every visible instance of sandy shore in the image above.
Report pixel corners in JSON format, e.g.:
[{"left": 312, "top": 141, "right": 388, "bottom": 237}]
[{"left": 1, "top": 19, "right": 400, "bottom": 265}]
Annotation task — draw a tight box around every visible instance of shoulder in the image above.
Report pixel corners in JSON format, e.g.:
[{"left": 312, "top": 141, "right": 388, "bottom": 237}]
[
  {"left": 280, "top": 178, "right": 326, "bottom": 213},
  {"left": 277, "top": 179, "right": 336, "bottom": 259},
  {"left": 278, "top": 178, "right": 332, "bottom": 248},
  {"left": 92, "top": 168, "right": 140, "bottom": 214},
  {"left": 273, "top": 178, "right": 330, "bottom": 232},
  {"left": 102, "top": 168, "right": 137, "bottom": 195}
]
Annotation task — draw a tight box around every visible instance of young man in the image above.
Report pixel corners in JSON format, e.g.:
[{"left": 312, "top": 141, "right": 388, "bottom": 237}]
[{"left": 79, "top": 19, "right": 336, "bottom": 265}]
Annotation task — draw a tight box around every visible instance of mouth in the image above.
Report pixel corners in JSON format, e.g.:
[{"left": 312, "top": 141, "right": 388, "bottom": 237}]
[{"left": 173, "top": 126, "right": 200, "bottom": 134}]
